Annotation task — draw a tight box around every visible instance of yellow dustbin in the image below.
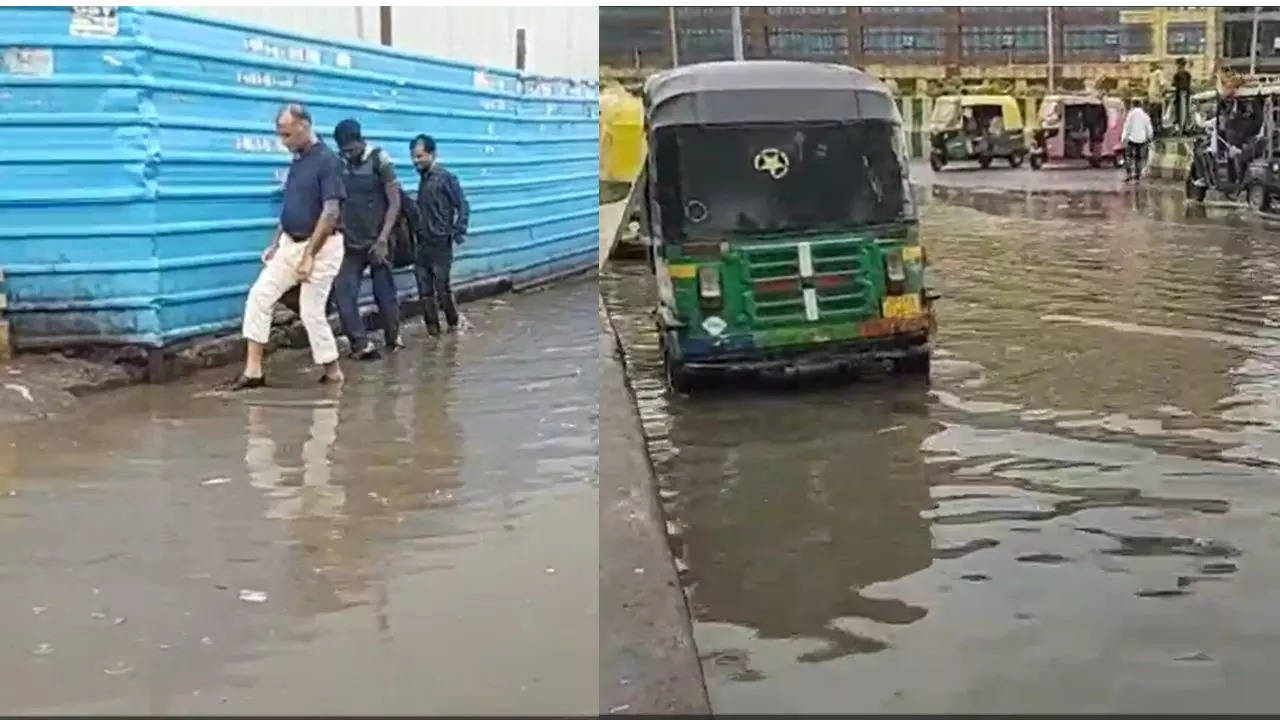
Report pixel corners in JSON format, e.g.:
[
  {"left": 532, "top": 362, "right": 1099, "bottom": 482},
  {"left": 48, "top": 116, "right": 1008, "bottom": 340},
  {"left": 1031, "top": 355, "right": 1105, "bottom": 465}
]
[{"left": 599, "top": 84, "right": 646, "bottom": 185}]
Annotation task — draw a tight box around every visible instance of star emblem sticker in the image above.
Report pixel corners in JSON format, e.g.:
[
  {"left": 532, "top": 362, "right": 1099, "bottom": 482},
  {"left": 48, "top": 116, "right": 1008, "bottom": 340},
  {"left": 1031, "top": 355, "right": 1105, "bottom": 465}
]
[{"left": 753, "top": 148, "right": 790, "bottom": 180}]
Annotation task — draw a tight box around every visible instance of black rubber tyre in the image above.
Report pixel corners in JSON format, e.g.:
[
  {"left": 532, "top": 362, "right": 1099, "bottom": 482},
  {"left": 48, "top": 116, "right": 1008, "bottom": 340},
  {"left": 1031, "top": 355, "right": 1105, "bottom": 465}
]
[
  {"left": 1248, "top": 183, "right": 1272, "bottom": 212},
  {"left": 1113, "top": 153, "right": 1125, "bottom": 169},
  {"left": 930, "top": 154, "right": 944, "bottom": 172},
  {"left": 1185, "top": 173, "right": 1207, "bottom": 202},
  {"left": 1009, "top": 153, "right": 1025, "bottom": 168},
  {"left": 660, "top": 333, "right": 691, "bottom": 394},
  {"left": 895, "top": 351, "right": 931, "bottom": 379},
  {"left": 1088, "top": 155, "right": 1102, "bottom": 169},
  {"left": 1029, "top": 153, "right": 1043, "bottom": 170},
  {"left": 978, "top": 155, "right": 993, "bottom": 169}
]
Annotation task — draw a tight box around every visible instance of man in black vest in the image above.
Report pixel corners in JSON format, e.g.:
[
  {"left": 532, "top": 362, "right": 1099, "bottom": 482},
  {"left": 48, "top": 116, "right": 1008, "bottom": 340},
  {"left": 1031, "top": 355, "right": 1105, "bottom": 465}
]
[
  {"left": 333, "top": 119, "right": 402, "bottom": 360},
  {"left": 410, "top": 134, "right": 469, "bottom": 335}
]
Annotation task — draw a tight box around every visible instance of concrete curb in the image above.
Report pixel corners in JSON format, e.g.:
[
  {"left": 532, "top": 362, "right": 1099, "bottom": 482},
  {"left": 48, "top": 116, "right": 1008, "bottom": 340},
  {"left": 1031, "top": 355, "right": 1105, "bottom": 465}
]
[
  {"left": 10, "top": 266, "right": 595, "bottom": 398},
  {"left": 599, "top": 299, "right": 712, "bottom": 717}
]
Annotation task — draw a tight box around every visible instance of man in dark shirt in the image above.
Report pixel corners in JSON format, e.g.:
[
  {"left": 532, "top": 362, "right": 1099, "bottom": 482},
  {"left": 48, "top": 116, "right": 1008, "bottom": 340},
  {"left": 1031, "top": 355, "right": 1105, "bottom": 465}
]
[
  {"left": 332, "top": 118, "right": 402, "bottom": 361},
  {"left": 410, "top": 134, "right": 469, "bottom": 335},
  {"left": 226, "top": 103, "right": 347, "bottom": 390},
  {"left": 1173, "top": 58, "right": 1193, "bottom": 134}
]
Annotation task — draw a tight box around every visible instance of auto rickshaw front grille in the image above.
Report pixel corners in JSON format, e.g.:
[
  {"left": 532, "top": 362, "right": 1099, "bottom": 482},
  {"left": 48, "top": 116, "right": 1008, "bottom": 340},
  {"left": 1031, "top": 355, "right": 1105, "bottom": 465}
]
[{"left": 739, "top": 242, "right": 878, "bottom": 325}]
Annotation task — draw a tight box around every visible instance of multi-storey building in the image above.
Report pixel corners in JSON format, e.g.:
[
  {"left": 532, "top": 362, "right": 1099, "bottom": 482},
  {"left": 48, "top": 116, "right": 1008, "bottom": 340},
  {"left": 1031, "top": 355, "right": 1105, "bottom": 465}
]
[{"left": 600, "top": 6, "right": 1218, "bottom": 93}]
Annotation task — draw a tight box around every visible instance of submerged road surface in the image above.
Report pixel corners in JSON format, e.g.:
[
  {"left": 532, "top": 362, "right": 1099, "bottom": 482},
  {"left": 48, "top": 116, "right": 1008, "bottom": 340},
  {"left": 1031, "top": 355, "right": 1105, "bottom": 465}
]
[
  {"left": 0, "top": 279, "right": 598, "bottom": 714},
  {"left": 603, "top": 184, "right": 1280, "bottom": 713}
]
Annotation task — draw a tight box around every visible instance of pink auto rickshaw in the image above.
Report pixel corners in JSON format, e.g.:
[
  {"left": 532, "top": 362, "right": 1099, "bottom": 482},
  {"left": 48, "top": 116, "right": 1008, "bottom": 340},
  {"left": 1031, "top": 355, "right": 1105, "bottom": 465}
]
[{"left": 1029, "top": 94, "right": 1125, "bottom": 169}]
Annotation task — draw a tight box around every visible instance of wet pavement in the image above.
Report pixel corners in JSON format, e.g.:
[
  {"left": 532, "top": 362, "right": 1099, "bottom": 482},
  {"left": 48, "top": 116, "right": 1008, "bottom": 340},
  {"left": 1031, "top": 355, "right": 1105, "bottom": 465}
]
[
  {"left": 602, "top": 184, "right": 1280, "bottom": 713},
  {"left": 911, "top": 158, "right": 1134, "bottom": 193},
  {"left": 0, "top": 279, "right": 597, "bottom": 714}
]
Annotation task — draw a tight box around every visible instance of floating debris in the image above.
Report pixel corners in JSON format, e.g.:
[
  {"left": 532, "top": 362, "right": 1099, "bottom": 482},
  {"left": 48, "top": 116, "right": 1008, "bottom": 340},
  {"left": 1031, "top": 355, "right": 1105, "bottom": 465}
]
[
  {"left": 200, "top": 636, "right": 214, "bottom": 646},
  {"left": 30, "top": 643, "right": 53, "bottom": 657},
  {"left": 201, "top": 477, "right": 232, "bottom": 487},
  {"left": 4, "top": 383, "right": 34, "bottom": 404},
  {"left": 103, "top": 662, "right": 134, "bottom": 676},
  {"left": 238, "top": 589, "right": 268, "bottom": 604},
  {"left": 545, "top": 567, "right": 556, "bottom": 574},
  {"left": 1135, "top": 588, "right": 1190, "bottom": 598},
  {"left": 31, "top": 606, "right": 47, "bottom": 615}
]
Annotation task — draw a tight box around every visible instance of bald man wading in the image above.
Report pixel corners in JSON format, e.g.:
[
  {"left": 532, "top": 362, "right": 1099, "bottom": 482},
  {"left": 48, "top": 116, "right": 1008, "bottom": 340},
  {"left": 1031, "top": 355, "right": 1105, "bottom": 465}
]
[{"left": 224, "top": 104, "right": 347, "bottom": 391}]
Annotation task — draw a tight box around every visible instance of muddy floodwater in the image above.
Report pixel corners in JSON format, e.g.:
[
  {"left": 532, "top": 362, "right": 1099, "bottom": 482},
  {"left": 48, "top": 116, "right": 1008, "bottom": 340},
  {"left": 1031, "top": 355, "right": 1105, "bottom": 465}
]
[
  {"left": 603, "top": 185, "right": 1280, "bottom": 713},
  {"left": 0, "top": 279, "right": 598, "bottom": 715}
]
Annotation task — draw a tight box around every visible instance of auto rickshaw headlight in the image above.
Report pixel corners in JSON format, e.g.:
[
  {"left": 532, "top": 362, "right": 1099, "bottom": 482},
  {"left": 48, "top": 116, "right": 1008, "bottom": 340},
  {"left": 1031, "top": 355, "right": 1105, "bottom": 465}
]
[
  {"left": 885, "top": 250, "right": 906, "bottom": 282},
  {"left": 697, "top": 265, "right": 722, "bottom": 301}
]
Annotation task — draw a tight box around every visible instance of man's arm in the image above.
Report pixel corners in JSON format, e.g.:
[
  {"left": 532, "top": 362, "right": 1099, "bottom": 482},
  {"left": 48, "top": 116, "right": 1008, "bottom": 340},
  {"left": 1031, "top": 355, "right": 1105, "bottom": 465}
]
[
  {"left": 446, "top": 173, "right": 470, "bottom": 241},
  {"left": 374, "top": 153, "right": 400, "bottom": 254},
  {"left": 306, "top": 199, "right": 341, "bottom": 257},
  {"left": 307, "top": 153, "right": 347, "bottom": 257}
]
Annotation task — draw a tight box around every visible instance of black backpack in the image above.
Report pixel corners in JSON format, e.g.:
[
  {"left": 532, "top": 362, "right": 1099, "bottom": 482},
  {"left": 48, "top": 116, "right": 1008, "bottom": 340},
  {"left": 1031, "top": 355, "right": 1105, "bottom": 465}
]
[{"left": 370, "top": 147, "right": 420, "bottom": 269}]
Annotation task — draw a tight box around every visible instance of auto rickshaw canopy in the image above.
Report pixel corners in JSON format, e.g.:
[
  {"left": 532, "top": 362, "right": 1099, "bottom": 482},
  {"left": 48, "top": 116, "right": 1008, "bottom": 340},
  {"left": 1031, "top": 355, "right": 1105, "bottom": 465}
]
[
  {"left": 930, "top": 94, "right": 1024, "bottom": 132},
  {"left": 642, "top": 60, "right": 899, "bottom": 129}
]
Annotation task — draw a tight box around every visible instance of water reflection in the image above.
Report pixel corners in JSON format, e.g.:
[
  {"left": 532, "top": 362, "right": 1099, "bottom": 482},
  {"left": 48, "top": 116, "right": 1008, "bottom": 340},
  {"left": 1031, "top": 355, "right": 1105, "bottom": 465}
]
[
  {"left": 246, "top": 403, "right": 343, "bottom": 521},
  {"left": 665, "top": 386, "right": 934, "bottom": 666}
]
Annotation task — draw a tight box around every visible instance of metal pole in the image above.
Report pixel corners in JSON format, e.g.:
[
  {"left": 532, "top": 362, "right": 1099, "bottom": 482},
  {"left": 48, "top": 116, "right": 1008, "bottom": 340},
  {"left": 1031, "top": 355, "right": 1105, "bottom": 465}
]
[
  {"left": 379, "top": 6, "right": 392, "bottom": 47},
  {"left": 1251, "top": 6, "right": 1260, "bottom": 76},
  {"left": 669, "top": 6, "right": 679, "bottom": 67},
  {"left": 1046, "top": 6, "right": 1055, "bottom": 91},
  {"left": 731, "top": 6, "right": 744, "bottom": 61}
]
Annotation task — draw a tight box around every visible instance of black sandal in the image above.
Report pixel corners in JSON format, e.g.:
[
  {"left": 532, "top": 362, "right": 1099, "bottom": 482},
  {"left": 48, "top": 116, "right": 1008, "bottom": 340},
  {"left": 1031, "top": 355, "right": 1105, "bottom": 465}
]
[{"left": 221, "top": 375, "right": 265, "bottom": 391}]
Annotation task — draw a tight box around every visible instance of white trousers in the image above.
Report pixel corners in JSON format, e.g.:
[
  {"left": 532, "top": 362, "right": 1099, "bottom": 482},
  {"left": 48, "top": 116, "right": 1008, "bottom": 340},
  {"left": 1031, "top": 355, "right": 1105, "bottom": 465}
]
[{"left": 241, "top": 232, "right": 345, "bottom": 365}]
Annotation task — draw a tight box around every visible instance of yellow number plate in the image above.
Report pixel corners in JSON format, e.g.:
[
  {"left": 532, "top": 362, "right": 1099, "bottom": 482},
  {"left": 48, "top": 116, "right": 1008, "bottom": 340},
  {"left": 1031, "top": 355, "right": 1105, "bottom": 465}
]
[{"left": 882, "top": 294, "right": 922, "bottom": 318}]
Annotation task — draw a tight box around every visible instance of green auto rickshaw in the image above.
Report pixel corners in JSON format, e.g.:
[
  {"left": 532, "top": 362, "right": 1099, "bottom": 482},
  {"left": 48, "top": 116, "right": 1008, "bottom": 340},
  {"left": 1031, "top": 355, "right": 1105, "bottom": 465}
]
[
  {"left": 638, "top": 61, "right": 936, "bottom": 392},
  {"left": 929, "top": 94, "right": 1028, "bottom": 170}
]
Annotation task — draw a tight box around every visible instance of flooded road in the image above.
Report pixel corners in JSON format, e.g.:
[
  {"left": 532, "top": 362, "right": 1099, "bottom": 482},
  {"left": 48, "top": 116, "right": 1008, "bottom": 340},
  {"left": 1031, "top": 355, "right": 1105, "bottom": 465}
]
[
  {"left": 0, "top": 279, "right": 597, "bottom": 715},
  {"left": 602, "top": 185, "right": 1280, "bottom": 713}
]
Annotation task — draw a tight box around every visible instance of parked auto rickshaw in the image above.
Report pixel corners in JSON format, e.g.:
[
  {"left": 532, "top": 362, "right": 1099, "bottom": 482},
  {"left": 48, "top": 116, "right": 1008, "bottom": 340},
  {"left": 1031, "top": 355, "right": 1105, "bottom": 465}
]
[
  {"left": 639, "top": 61, "right": 935, "bottom": 392},
  {"left": 928, "top": 94, "right": 1028, "bottom": 170},
  {"left": 1029, "top": 93, "right": 1125, "bottom": 169},
  {"left": 1186, "top": 82, "right": 1280, "bottom": 211}
]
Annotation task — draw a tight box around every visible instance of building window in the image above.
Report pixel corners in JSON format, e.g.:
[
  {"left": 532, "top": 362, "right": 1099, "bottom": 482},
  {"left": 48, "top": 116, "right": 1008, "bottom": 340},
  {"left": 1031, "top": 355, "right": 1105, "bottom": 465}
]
[
  {"left": 861, "top": 27, "right": 944, "bottom": 54},
  {"left": 1166, "top": 22, "right": 1206, "bottom": 55},
  {"left": 1063, "top": 25, "right": 1151, "bottom": 54},
  {"left": 861, "top": 6, "right": 943, "bottom": 13},
  {"left": 961, "top": 25, "right": 1046, "bottom": 56},
  {"left": 677, "top": 27, "right": 733, "bottom": 63},
  {"left": 676, "top": 7, "right": 729, "bottom": 21},
  {"left": 764, "top": 28, "right": 849, "bottom": 59},
  {"left": 764, "top": 6, "right": 846, "bottom": 16}
]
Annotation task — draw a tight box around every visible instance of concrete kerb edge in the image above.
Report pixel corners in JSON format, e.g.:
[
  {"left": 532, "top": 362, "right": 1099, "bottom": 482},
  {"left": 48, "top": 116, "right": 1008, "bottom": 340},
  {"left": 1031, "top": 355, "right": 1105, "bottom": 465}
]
[
  {"left": 599, "top": 297, "right": 713, "bottom": 716},
  {"left": 40, "top": 268, "right": 593, "bottom": 393}
]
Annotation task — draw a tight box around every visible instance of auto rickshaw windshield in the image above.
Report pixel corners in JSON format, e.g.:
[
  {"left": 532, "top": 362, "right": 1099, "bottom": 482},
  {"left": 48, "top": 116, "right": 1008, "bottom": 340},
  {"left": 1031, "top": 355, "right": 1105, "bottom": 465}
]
[
  {"left": 930, "top": 98, "right": 961, "bottom": 128},
  {"left": 652, "top": 120, "right": 913, "bottom": 242}
]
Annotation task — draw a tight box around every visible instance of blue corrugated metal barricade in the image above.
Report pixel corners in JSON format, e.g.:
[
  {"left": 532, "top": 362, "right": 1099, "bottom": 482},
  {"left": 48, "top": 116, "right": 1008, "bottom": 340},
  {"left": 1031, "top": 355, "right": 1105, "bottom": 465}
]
[{"left": 0, "top": 6, "right": 598, "bottom": 349}]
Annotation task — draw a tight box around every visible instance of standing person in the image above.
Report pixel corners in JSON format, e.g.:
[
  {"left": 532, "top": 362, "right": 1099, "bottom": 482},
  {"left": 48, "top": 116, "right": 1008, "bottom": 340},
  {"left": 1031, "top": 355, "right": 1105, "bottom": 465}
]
[
  {"left": 1122, "top": 98, "right": 1154, "bottom": 183},
  {"left": 1147, "top": 62, "right": 1167, "bottom": 136},
  {"left": 332, "top": 119, "right": 403, "bottom": 360},
  {"left": 410, "top": 134, "right": 469, "bottom": 336},
  {"left": 1173, "top": 57, "right": 1192, "bottom": 134},
  {"left": 224, "top": 103, "right": 346, "bottom": 391}
]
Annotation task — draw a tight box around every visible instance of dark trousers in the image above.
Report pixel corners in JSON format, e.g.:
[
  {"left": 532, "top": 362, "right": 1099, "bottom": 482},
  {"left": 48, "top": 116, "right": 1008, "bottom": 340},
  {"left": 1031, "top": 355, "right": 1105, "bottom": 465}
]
[
  {"left": 334, "top": 246, "right": 400, "bottom": 349},
  {"left": 414, "top": 240, "right": 458, "bottom": 332},
  {"left": 1126, "top": 141, "right": 1148, "bottom": 180}
]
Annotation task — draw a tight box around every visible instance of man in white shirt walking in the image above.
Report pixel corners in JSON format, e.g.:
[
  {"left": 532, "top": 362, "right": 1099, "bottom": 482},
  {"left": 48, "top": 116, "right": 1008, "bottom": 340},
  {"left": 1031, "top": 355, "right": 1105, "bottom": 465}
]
[{"left": 1122, "top": 98, "right": 1154, "bottom": 183}]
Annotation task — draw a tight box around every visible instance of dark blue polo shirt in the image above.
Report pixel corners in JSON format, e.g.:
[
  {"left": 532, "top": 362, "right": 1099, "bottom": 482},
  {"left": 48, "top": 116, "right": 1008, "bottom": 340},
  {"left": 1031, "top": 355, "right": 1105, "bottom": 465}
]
[{"left": 280, "top": 139, "right": 346, "bottom": 239}]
